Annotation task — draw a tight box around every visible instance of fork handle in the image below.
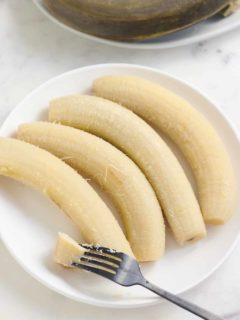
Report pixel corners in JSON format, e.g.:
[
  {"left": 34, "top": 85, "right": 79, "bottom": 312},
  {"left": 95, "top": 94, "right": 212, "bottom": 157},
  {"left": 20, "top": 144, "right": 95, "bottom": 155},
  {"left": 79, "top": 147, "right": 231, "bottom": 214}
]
[{"left": 140, "top": 280, "right": 223, "bottom": 320}]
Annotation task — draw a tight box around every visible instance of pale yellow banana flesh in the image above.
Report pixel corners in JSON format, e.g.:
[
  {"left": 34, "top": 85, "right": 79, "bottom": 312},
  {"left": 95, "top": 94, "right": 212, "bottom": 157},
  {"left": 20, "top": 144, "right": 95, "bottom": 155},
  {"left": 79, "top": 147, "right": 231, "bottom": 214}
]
[
  {"left": 93, "top": 75, "right": 236, "bottom": 225},
  {"left": 0, "top": 137, "right": 133, "bottom": 256},
  {"left": 18, "top": 122, "right": 165, "bottom": 261},
  {"left": 49, "top": 95, "right": 206, "bottom": 245},
  {"left": 54, "top": 232, "right": 87, "bottom": 267}
]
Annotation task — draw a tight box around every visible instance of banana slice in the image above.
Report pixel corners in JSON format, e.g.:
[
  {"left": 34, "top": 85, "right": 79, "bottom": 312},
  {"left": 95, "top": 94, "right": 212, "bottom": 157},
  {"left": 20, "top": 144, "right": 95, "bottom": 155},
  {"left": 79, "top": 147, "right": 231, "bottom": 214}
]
[
  {"left": 93, "top": 75, "right": 236, "bottom": 224},
  {"left": 54, "top": 232, "right": 87, "bottom": 267},
  {"left": 0, "top": 137, "right": 133, "bottom": 256},
  {"left": 18, "top": 122, "right": 165, "bottom": 261},
  {"left": 49, "top": 95, "right": 206, "bottom": 245}
]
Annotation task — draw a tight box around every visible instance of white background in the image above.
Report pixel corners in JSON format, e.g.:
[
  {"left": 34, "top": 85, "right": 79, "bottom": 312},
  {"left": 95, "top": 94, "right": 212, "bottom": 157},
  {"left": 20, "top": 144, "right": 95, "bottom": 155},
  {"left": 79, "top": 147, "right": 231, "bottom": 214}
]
[{"left": 0, "top": 1, "right": 240, "bottom": 319}]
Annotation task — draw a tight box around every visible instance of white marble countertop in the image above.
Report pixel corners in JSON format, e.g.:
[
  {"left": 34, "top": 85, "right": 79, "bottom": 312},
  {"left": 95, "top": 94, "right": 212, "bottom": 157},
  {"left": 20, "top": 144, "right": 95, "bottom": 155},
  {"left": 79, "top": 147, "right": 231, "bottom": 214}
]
[{"left": 1, "top": 1, "right": 240, "bottom": 319}]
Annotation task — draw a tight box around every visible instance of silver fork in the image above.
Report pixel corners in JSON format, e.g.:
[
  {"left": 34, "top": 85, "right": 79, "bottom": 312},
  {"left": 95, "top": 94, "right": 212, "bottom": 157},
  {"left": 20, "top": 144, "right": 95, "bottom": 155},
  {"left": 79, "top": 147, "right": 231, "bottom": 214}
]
[{"left": 72, "top": 245, "right": 223, "bottom": 320}]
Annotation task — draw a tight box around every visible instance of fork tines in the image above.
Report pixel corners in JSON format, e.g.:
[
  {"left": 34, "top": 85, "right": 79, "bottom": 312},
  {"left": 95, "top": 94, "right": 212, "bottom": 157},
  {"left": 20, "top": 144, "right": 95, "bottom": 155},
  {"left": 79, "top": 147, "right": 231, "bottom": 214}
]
[
  {"left": 72, "top": 245, "right": 123, "bottom": 277},
  {"left": 80, "top": 244, "right": 124, "bottom": 260},
  {"left": 72, "top": 261, "right": 116, "bottom": 280}
]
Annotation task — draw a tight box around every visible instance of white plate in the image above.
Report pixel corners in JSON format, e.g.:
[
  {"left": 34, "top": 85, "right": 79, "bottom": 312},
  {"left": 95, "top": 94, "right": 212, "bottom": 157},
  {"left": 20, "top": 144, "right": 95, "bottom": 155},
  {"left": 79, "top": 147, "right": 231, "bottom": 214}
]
[
  {"left": 0, "top": 64, "right": 240, "bottom": 308},
  {"left": 33, "top": 0, "right": 240, "bottom": 50}
]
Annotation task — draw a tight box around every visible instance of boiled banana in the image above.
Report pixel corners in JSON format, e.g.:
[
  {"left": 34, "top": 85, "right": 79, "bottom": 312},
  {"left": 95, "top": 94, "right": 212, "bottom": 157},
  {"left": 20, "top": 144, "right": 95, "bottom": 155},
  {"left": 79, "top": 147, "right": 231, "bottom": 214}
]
[
  {"left": 54, "top": 232, "right": 87, "bottom": 267},
  {"left": 93, "top": 75, "right": 236, "bottom": 224},
  {"left": 18, "top": 122, "right": 165, "bottom": 261},
  {"left": 49, "top": 95, "right": 206, "bottom": 245},
  {"left": 0, "top": 137, "right": 133, "bottom": 256}
]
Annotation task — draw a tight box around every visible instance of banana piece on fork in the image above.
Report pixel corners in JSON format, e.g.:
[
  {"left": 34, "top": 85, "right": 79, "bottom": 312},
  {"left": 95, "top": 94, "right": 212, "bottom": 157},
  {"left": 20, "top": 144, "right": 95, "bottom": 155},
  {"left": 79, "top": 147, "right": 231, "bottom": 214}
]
[
  {"left": 18, "top": 121, "right": 165, "bottom": 262},
  {"left": 49, "top": 95, "right": 206, "bottom": 245},
  {"left": 93, "top": 75, "right": 237, "bottom": 225},
  {"left": 0, "top": 137, "right": 133, "bottom": 256},
  {"left": 54, "top": 232, "right": 87, "bottom": 267}
]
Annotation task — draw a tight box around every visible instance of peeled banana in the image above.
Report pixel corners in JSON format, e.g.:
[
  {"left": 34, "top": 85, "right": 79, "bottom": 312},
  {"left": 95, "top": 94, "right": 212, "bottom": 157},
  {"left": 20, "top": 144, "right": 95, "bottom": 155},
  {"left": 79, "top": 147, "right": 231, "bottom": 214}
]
[
  {"left": 0, "top": 137, "right": 133, "bottom": 256},
  {"left": 18, "top": 122, "right": 165, "bottom": 261},
  {"left": 93, "top": 75, "right": 236, "bottom": 224},
  {"left": 49, "top": 95, "right": 206, "bottom": 245}
]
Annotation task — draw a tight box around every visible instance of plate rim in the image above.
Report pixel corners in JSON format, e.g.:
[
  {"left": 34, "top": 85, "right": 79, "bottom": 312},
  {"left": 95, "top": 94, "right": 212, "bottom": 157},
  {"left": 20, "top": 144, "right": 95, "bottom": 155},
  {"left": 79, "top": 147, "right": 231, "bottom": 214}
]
[
  {"left": 0, "top": 63, "right": 240, "bottom": 308},
  {"left": 32, "top": 0, "right": 240, "bottom": 50}
]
